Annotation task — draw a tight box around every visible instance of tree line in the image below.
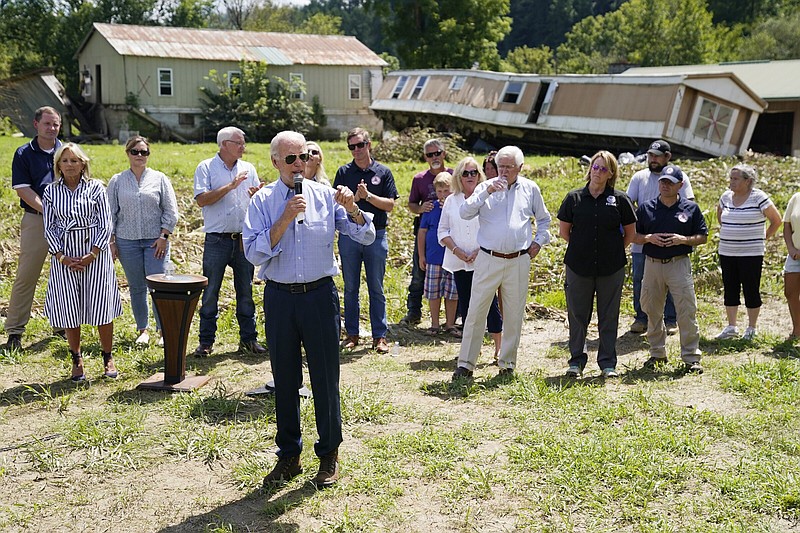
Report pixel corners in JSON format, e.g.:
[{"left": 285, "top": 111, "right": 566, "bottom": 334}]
[{"left": 1, "top": 0, "right": 799, "bottom": 130}]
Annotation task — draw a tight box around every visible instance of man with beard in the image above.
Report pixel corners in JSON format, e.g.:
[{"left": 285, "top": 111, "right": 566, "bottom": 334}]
[
  {"left": 626, "top": 140, "right": 694, "bottom": 335},
  {"left": 400, "top": 139, "right": 453, "bottom": 326}
]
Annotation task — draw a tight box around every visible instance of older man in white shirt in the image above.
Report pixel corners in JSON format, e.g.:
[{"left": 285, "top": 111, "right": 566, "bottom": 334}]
[{"left": 452, "top": 146, "right": 551, "bottom": 380}]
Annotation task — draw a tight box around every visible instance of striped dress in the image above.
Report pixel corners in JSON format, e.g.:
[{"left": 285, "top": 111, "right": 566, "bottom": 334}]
[
  {"left": 42, "top": 177, "right": 122, "bottom": 328},
  {"left": 718, "top": 188, "right": 775, "bottom": 257}
]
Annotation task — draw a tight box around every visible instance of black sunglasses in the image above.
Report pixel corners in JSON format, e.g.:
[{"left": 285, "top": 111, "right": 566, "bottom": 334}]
[
  {"left": 129, "top": 149, "right": 150, "bottom": 156},
  {"left": 284, "top": 153, "right": 310, "bottom": 164},
  {"left": 309, "top": 149, "right": 320, "bottom": 156},
  {"left": 425, "top": 150, "right": 443, "bottom": 158},
  {"left": 347, "top": 141, "right": 368, "bottom": 151},
  {"left": 461, "top": 169, "right": 479, "bottom": 177}
]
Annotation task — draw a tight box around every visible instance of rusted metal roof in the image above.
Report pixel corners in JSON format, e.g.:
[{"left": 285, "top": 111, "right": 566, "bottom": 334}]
[{"left": 79, "top": 23, "right": 387, "bottom": 67}]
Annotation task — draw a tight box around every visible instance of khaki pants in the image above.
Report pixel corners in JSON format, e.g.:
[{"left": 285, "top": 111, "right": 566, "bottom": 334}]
[
  {"left": 640, "top": 255, "right": 701, "bottom": 363},
  {"left": 4, "top": 212, "right": 49, "bottom": 335},
  {"left": 457, "top": 250, "right": 531, "bottom": 371}
]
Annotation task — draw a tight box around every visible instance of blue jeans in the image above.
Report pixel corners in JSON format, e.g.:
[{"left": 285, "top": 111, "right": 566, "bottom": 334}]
[
  {"left": 632, "top": 252, "right": 676, "bottom": 325},
  {"left": 116, "top": 237, "right": 167, "bottom": 331},
  {"left": 198, "top": 233, "right": 257, "bottom": 345},
  {"left": 339, "top": 229, "right": 388, "bottom": 338},
  {"left": 405, "top": 231, "right": 425, "bottom": 317}
]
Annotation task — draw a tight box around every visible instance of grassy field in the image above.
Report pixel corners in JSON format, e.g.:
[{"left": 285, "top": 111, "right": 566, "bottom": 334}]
[{"left": 0, "top": 134, "right": 799, "bottom": 532}]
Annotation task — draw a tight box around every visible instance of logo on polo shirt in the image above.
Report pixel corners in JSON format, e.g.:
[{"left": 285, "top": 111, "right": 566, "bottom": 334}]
[
  {"left": 606, "top": 196, "right": 617, "bottom": 206},
  {"left": 677, "top": 212, "right": 689, "bottom": 223},
  {"left": 371, "top": 176, "right": 381, "bottom": 186}
]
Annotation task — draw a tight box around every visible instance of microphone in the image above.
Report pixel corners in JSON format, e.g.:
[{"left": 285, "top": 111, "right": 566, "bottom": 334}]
[{"left": 293, "top": 173, "right": 304, "bottom": 224}]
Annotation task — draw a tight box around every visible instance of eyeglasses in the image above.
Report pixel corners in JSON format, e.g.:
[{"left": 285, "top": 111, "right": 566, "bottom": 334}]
[
  {"left": 461, "top": 169, "right": 479, "bottom": 177},
  {"left": 225, "top": 139, "right": 245, "bottom": 147},
  {"left": 283, "top": 153, "right": 310, "bottom": 164},
  {"left": 309, "top": 149, "right": 320, "bottom": 156},
  {"left": 591, "top": 164, "right": 609, "bottom": 172},
  {"left": 347, "top": 141, "right": 368, "bottom": 151},
  {"left": 425, "top": 150, "right": 443, "bottom": 158},
  {"left": 129, "top": 149, "right": 150, "bottom": 156}
]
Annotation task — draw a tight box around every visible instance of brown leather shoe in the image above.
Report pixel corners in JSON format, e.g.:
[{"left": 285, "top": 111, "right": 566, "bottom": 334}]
[
  {"left": 313, "top": 449, "right": 339, "bottom": 488},
  {"left": 372, "top": 337, "right": 389, "bottom": 353},
  {"left": 342, "top": 335, "right": 359, "bottom": 349},
  {"left": 263, "top": 455, "right": 302, "bottom": 488}
]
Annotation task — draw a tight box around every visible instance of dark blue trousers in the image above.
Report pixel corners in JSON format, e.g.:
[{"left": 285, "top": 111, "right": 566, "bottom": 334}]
[{"left": 264, "top": 279, "right": 342, "bottom": 458}]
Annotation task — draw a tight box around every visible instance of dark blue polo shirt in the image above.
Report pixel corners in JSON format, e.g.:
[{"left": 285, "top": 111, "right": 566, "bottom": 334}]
[
  {"left": 333, "top": 159, "right": 399, "bottom": 230},
  {"left": 636, "top": 195, "right": 708, "bottom": 259},
  {"left": 557, "top": 186, "right": 636, "bottom": 276},
  {"left": 11, "top": 137, "right": 61, "bottom": 211}
]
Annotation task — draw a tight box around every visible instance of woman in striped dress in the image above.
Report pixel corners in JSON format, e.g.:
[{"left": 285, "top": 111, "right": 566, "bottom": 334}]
[
  {"left": 108, "top": 136, "right": 178, "bottom": 346},
  {"left": 715, "top": 164, "right": 782, "bottom": 340},
  {"left": 42, "top": 143, "right": 122, "bottom": 381}
]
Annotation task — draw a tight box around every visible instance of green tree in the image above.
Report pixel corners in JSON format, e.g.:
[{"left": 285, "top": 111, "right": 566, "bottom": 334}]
[
  {"left": 199, "top": 61, "right": 318, "bottom": 142},
  {"left": 736, "top": 12, "right": 800, "bottom": 59},
  {"left": 373, "top": 0, "right": 511, "bottom": 69},
  {"left": 500, "top": 45, "right": 555, "bottom": 73},
  {"left": 298, "top": 12, "right": 343, "bottom": 34},
  {"left": 556, "top": 0, "right": 725, "bottom": 73}
]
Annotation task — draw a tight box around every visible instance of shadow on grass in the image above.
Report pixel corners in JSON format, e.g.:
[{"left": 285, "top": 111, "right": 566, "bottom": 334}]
[
  {"left": 156, "top": 483, "right": 322, "bottom": 533},
  {"left": 0, "top": 379, "right": 91, "bottom": 406}
]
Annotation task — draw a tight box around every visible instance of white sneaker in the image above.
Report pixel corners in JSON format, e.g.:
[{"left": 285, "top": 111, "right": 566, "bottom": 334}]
[
  {"left": 135, "top": 330, "right": 150, "bottom": 345},
  {"left": 716, "top": 325, "right": 739, "bottom": 340},
  {"left": 742, "top": 327, "right": 757, "bottom": 340},
  {"left": 601, "top": 368, "right": 619, "bottom": 378}
]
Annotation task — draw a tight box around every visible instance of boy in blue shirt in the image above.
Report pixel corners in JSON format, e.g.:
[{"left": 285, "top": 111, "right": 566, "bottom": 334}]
[{"left": 418, "top": 172, "right": 459, "bottom": 336}]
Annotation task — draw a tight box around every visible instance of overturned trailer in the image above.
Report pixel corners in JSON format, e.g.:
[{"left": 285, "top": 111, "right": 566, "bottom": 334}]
[{"left": 371, "top": 69, "right": 767, "bottom": 158}]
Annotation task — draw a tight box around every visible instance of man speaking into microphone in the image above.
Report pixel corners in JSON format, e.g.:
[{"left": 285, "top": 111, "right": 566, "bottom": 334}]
[
  {"left": 333, "top": 127, "right": 399, "bottom": 353},
  {"left": 244, "top": 131, "right": 375, "bottom": 488}
]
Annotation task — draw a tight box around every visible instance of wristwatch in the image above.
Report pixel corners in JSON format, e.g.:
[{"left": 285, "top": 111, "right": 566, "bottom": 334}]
[{"left": 160, "top": 233, "right": 169, "bottom": 240}]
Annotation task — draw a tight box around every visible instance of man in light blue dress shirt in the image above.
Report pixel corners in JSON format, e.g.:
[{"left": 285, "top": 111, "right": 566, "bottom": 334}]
[
  {"left": 452, "top": 145, "right": 551, "bottom": 380},
  {"left": 193, "top": 126, "right": 267, "bottom": 357},
  {"left": 244, "top": 130, "right": 375, "bottom": 489}
]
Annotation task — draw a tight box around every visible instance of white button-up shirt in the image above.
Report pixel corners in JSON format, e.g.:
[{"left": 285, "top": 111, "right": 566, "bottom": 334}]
[{"left": 460, "top": 176, "right": 551, "bottom": 253}]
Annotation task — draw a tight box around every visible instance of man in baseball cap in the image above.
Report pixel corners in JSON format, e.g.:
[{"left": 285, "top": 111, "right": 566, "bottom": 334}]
[{"left": 625, "top": 140, "right": 694, "bottom": 336}]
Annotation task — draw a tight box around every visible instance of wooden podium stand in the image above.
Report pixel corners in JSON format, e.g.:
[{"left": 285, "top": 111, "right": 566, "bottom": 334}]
[{"left": 138, "top": 273, "right": 210, "bottom": 392}]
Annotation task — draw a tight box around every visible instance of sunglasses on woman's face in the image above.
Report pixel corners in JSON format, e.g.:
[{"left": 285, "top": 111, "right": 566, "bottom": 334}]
[
  {"left": 461, "top": 169, "right": 479, "bottom": 177},
  {"left": 129, "top": 149, "right": 150, "bottom": 156},
  {"left": 309, "top": 149, "right": 320, "bottom": 156},
  {"left": 592, "top": 163, "right": 609, "bottom": 172},
  {"left": 284, "top": 153, "right": 310, "bottom": 164}
]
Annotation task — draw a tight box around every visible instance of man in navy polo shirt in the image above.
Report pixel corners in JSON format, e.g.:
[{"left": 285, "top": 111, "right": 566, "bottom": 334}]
[
  {"left": 4, "top": 106, "right": 63, "bottom": 350},
  {"left": 634, "top": 164, "right": 708, "bottom": 373},
  {"left": 333, "top": 127, "right": 399, "bottom": 354}
]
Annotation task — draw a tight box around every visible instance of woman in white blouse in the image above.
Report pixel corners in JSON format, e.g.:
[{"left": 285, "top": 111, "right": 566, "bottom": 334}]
[
  {"left": 715, "top": 164, "right": 781, "bottom": 340},
  {"left": 438, "top": 157, "right": 502, "bottom": 360},
  {"left": 108, "top": 137, "right": 179, "bottom": 345}
]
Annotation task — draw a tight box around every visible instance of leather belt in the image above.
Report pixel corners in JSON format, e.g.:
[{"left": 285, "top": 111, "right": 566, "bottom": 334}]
[
  {"left": 23, "top": 206, "right": 42, "bottom": 216},
  {"left": 210, "top": 232, "right": 241, "bottom": 239},
  {"left": 266, "top": 276, "right": 332, "bottom": 294},
  {"left": 480, "top": 247, "right": 528, "bottom": 259},
  {"left": 646, "top": 254, "right": 688, "bottom": 264}
]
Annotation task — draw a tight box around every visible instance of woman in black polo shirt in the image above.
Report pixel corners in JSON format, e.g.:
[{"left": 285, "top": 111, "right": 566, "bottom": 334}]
[{"left": 557, "top": 151, "right": 637, "bottom": 378}]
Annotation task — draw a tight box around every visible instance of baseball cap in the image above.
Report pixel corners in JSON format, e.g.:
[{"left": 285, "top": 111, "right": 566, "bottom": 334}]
[
  {"left": 647, "top": 140, "right": 671, "bottom": 155},
  {"left": 659, "top": 164, "right": 684, "bottom": 183}
]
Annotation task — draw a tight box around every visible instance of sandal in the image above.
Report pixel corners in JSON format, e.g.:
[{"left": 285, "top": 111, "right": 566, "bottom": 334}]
[
  {"left": 424, "top": 327, "right": 440, "bottom": 336},
  {"left": 102, "top": 351, "right": 118, "bottom": 379},
  {"left": 70, "top": 350, "right": 85, "bottom": 382},
  {"left": 444, "top": 326, "right": 462, "bottom": 338}
]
